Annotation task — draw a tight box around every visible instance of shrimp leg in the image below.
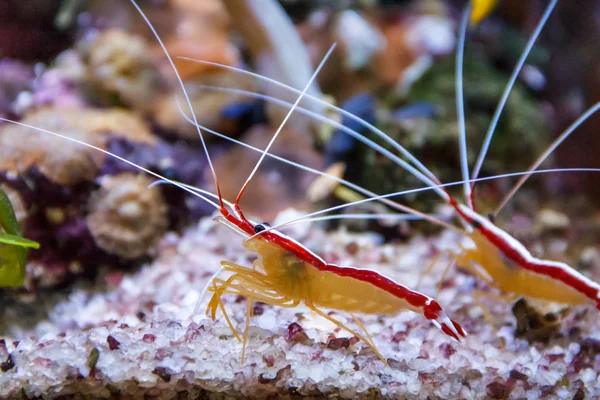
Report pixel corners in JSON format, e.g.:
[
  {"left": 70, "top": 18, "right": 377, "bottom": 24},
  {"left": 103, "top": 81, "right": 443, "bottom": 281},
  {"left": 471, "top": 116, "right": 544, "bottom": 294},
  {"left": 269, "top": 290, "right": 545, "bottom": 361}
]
[
  {"left": 349, "top": 313, "right": 378, "bottom": 354},
  {"left": 435, "top": 254, "right": 457, "bottom": 296},
  {"left": 220, "top": 261, "right": 271, "bottom": 284},
  {"left": 205, "top": 277, "right": 243, "bottom": 341},
  {"left": 454, "top": 253, "right": 496, "bottom": 288},
  {"left": 236, "top": 293, "right": 299, "bottom": 366},
  {"left": 308, "top": 304, "right": 389, "bottom": 366},
  {"left": 207, "top": 263, "right": 302, "bottom": 363},
  {"left": 207, "top": 274, "right": 276, "bottom": 321},
  {"left": 219, "top": 298, "right": 242, "bottom": 342},
  {"left": 241, "top": 295, "right": 254, "bottom": 365},
  {"left": 472, "top": 290, "right": 518, "bottom": 349},
  {"left": 415, "top": 250, "right": 446, "bottom": 290},
  {"left": 416, "top": 250, "right": 457, "bottom": 296}
]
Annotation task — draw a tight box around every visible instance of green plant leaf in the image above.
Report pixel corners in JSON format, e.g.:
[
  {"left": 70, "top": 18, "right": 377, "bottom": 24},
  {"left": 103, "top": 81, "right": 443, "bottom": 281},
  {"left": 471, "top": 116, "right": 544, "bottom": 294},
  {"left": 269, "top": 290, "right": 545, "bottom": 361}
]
[
  {"left": 0, "top": 243, "right": 25, "bottom": 287},
  {"left": 0, "top": 188, "right": 21, "bottom": 236},
  {"left": 0, "top": 232, "right": 40, "bottom": 249},
  {"left": 0, "top": 188, "right": 40, "bottom": 287}
]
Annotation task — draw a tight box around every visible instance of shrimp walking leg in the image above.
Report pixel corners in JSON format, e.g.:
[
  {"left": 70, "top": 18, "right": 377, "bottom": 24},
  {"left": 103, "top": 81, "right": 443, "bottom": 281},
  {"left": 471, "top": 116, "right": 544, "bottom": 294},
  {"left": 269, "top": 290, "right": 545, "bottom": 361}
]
[
  {"left": 472, "top": 290, "right": 518, "bottom": 349},
  {"left": 454, "top": 252, "right": 496, "bottom": 288},
  {"left": 435, "top": 254, "right": 457, "bottom": 296},
  {"left": 241, "top": 296, "right": 254, "bottom": 365},
  {"left": 349, "top": 313, "right": 378, "bottom": 353},
  {"left": 220, "top": 261, "right": 272, "bottom": 286},
  {"left": 211, "top": 279, "right": 298, "bottom": 308},
  {"left": 219, "top": 297, "right": 242, "bottom": 342},
  {"left": 205, "top": 277, "right": 243, "bottom": 341},
  {"left": 416, "top": 250, "right": 457, "bottom": 297},
  {"left": 207, "top": 274, "right": 286, "bottom": 321},
  {"left": 308, "top": 304, "right": 389, "bottom": 366},
  {"left": 415, "top": 250, "right": 447, "bottom": 290}
]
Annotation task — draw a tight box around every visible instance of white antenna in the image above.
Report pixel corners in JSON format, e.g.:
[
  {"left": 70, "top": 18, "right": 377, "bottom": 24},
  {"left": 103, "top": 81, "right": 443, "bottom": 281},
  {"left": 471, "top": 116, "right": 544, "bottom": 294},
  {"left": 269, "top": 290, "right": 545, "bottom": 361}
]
[
  {"left": 178, "top": 57, "right": 444, "bottom": 190},
  {"left": 496, "top": 102, "right": 600, "bottom": 213},
  {"left": 470, "top": 0, "right": 559, "bottom": 189},
  {"left": 235, "top": 44, "right": 336, "bottom": 205},
  {"left": 456, "top": 4, "right": 472, "bottom": 208},
  {"left": 129, "top": 0, "right": 222, "bottom": 201}
]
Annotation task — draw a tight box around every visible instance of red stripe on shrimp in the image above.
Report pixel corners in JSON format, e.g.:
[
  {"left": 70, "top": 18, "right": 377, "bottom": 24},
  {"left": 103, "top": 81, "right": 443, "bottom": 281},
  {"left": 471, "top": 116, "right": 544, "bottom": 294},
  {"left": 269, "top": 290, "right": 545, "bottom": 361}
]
[{"left": 449, "top": 198, "right": 600, "bottom": 306}]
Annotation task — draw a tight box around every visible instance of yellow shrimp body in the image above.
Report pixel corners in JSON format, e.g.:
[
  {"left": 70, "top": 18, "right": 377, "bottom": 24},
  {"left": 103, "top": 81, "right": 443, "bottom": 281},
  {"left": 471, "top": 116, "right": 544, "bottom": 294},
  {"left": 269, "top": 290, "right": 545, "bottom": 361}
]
[
  {"left": 459, "top": 231, "right": 590, "bottom": 306},
  {"left": 244, "top": 237, "right": 421, "bottom": 315}
]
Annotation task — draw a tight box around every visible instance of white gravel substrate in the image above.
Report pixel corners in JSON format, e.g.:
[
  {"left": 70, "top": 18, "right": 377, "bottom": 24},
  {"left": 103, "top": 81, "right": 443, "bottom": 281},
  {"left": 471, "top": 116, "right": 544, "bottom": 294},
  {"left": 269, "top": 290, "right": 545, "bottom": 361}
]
[{"left": 0, "top": 215, "right": 598, "bottom": 399}]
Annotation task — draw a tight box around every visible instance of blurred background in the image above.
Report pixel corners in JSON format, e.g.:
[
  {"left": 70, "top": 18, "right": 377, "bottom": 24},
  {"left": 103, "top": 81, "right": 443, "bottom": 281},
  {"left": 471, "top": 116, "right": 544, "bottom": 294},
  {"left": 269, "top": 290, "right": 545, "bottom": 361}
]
[{"left": 0, "top": 0, "right": 598, "bottom": 294}]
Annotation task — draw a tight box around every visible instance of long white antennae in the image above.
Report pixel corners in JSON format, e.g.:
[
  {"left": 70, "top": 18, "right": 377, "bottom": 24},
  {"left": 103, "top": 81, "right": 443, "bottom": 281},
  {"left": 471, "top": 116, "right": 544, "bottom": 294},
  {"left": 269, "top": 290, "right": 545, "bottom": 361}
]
[
  {"left": 456, "top": 4, "right": 472, "bottom": 208},
  {"left": 148, "top": 180, "right": 235, "bottom": 209},
  {"left": 470, "top": 0, "right": 559, "bottom": 187},
  {"left": 0, "top": 118, "right": 221, "bottom": 210},
  {"left": 178, "top": 56, "right": 443, "bottom": 187},
  {"left": 235, "top": 44, "right": 336, "bottom": 205},
  {"left": 155, "top": 176, "right": 431, "bottom": 226},
  {"left": 176, "top": 99, "right": 457, "bottom": 230},
  {"left": 129, "top": 0, "right": 222, "bottom": 202},
  {"left": 258, "top": 167, "right": 600, "bottom": 238},
  {"left": 274, "top": 213, "right": 426, "bottom": 225},
  {"left": 191, "top": 85, "right": 449, "bottom": 201},
  {"left": 495, "top": 102, "right": 600, "bottom": 213}
]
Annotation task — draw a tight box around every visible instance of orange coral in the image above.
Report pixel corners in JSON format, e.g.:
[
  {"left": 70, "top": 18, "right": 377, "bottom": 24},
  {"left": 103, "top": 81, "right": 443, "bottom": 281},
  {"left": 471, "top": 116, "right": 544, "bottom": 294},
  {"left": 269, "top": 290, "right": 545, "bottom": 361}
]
[{"left": 161, "top": 0, "right": 238, "bottom": 79}]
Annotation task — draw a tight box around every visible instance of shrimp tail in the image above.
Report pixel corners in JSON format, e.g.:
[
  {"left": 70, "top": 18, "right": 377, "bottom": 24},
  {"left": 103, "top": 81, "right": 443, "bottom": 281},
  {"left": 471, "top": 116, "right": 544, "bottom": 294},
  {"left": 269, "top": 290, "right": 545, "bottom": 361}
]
[{"left": 423, "top": 300, "right": 468, "bottom": 342}]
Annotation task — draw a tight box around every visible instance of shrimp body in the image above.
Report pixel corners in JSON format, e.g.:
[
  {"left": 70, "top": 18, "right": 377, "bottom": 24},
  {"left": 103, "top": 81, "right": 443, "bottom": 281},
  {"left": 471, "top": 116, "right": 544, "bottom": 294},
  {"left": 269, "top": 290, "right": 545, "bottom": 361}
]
[
  {"left": 452, "top": 201, "right": 600, "bottom": 309},
  {"left": 241, "top": 230, "right": 466, "bottom": 341}
]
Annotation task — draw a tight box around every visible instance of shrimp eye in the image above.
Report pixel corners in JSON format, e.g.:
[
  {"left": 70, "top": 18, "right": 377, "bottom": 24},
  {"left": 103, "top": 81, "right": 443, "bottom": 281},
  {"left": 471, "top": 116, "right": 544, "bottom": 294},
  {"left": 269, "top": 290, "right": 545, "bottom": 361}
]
[{"left": 254, "top": 222, "right": 270, "bottom": 233}]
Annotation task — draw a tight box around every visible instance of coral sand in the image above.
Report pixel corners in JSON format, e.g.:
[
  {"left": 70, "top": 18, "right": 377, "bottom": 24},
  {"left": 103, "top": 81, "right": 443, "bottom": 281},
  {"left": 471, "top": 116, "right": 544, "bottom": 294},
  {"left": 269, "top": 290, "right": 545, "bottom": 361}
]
[{"left": 1, "top": 215, "right": 598, "bottom": 399}]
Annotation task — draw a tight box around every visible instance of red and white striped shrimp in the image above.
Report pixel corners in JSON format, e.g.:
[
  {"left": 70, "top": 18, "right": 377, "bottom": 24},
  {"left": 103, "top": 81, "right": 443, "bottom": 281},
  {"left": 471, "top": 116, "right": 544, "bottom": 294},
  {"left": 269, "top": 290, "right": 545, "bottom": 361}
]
[
  {"left": 442, "top": 0, "right": 600, "bottom": 312},
  {"left": 0, "top": 0, "right": 468, "bottom": 366}
]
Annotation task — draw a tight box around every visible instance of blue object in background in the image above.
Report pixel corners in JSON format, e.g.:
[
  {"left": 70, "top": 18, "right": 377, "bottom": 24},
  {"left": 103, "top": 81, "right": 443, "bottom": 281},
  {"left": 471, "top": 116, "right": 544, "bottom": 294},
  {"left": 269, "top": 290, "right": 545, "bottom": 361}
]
[
  {"left": 392, "top": 101, "right": 439, "bottom": 121},
  {"left": 324, "top": 93, "right": 376, "bottom": 167}
]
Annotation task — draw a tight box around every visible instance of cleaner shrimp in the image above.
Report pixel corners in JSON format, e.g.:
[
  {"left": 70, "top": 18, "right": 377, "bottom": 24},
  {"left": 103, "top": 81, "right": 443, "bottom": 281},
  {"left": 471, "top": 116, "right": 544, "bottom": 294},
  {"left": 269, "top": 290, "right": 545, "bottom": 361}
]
[
  {"left": 233, "top": 0, "right": 600, "bottom": 338},
  {"left": 0, "top": 0, "right": 473, "bottom": 366}
]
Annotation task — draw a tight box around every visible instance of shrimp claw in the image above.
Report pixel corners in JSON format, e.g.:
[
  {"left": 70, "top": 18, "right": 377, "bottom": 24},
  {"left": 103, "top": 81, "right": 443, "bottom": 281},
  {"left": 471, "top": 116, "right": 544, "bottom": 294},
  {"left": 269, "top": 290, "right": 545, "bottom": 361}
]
[{"left": 424, "top": 300, "right": 468, "bottom": 342}]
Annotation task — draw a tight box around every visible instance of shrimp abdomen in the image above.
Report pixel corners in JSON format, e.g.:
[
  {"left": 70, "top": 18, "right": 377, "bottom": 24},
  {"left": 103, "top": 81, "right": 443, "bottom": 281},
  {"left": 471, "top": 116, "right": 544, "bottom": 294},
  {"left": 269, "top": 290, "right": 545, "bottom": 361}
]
[
  {"left": 308, "top": 270, "right": 418, "bottom": 315},
  {"left": 465, "top": 232, "right": 590, "bottom": 306}
]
